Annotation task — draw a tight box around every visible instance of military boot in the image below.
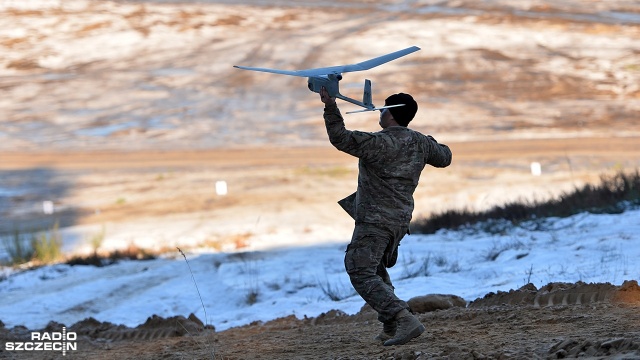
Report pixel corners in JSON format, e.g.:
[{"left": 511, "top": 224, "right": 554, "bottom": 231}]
[
  {"left": 374, "top": 320, "right": 397, "bottom": 343},
  {"left": 383, "top": 309, "right": 425, "bottom": 346}
]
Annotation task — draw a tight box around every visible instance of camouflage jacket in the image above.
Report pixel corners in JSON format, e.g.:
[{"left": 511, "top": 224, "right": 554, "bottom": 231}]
[{"left": 324, "top": 102, "right": 452, "bottom": 226}]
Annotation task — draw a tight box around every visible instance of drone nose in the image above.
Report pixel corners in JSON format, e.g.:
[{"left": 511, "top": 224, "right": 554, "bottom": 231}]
[{"left": 336, "top": 75, "right": 343, "bottom": 81}]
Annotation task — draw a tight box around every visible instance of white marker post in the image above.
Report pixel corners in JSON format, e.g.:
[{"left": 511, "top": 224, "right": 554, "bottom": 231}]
[
  {"left": 530, "top": 162, "right": 542, "bottom": 176},
  {"left": 215, "top": 181, "right": 228, "bottom": 196},
  {"left": 42, "top": 201, "right": 55, "bottom": 214}
]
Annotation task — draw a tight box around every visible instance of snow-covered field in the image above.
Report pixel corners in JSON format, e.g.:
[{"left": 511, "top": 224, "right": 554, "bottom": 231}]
[{"left": 1, "top": 207, "right": 638, "bottom": 332}]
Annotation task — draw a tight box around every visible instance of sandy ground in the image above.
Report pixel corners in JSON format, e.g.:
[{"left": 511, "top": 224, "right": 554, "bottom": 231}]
[
  {"left": 1, "top": 0, "right": 640, "bottom": 358},
  {"left": 2, "top": 136, "right": 639, "bottom": 255}
]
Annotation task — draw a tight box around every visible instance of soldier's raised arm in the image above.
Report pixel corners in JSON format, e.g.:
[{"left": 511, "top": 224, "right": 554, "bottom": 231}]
[{"left": 424, "top": 135, "right": 452, "bottom": 168}]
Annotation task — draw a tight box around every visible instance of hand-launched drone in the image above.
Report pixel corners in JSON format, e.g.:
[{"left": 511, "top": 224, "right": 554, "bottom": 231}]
[{"left": 233, "top": 46, "right": 420, "bottom": 114}]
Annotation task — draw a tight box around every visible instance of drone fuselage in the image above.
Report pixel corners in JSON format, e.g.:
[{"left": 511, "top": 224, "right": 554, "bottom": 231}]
[
  {"left": 307, "top": 74, "right": 341, "bottom": 97},
  {"left": 307, "top": 74, "right": 373, "bottom": 109}
]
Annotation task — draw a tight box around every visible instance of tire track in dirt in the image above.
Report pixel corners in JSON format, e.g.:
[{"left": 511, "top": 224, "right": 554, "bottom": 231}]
[{"left": 468, "top": 280, "right": 640, "bottom": 308}]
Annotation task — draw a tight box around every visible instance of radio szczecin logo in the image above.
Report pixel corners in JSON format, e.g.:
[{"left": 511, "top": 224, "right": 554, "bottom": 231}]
[{"left": 4, "top": 327, "right": 77, "bottom": 356}]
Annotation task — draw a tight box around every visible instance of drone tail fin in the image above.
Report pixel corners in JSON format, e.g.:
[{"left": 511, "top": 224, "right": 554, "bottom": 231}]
[{"left": 363, "top": 79, "right": 373, "bottom": 109}]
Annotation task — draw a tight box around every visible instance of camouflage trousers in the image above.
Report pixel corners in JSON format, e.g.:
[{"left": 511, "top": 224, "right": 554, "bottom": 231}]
[{"left": 344, "top": 222, "right": 410, "bottom": 323}]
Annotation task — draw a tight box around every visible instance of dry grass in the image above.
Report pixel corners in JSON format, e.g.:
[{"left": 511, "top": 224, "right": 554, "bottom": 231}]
[
  {"left": 412, "top": 169, "right": 640, "bottom": 235},
  {"left": 65, "top": 243, "right": 156, "bottom": 267}
]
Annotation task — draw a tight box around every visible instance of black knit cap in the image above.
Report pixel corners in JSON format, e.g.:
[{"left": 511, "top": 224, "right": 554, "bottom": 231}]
[{"left": 384, "top": 93, "right": 418, "bottom": 127}]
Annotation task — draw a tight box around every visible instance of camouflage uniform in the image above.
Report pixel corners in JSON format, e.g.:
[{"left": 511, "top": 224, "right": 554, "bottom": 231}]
[{"left": 324, "top": 102, "right": 452, "bottom": 323}]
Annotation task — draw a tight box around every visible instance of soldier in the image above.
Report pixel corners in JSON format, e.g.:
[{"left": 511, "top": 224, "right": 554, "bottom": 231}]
[{"left": 319, "top": 87, "right": 452, "bottom": 346}]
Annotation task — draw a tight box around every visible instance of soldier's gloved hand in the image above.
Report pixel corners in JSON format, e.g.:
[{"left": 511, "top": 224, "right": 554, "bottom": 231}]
[{"left": 320, "top": 86, "right": 336, "bottom": 106}]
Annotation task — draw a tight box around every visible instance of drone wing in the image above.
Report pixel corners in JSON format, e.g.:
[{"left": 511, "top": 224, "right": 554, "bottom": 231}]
[
  {"left": 233, "top": 64, "right": 352, "bottom": 77},
  {"left": 233, "top": 46, "right": 421, "bottom": 77},
  {"left": 233, "top": 66, "right": 306, "bottom": 77},
  {"left": 340, "top": 46, "right": 421, "bottom": 73}
]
